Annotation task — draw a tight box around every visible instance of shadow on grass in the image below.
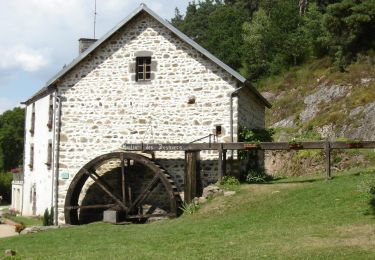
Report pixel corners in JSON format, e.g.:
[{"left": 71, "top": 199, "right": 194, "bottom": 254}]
[{"left": 370, "top": 198, "right": 375, "bottom": 214}]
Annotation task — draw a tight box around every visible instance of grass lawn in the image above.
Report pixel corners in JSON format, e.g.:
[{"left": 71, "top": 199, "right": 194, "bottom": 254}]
[
  {"left": 4, "top": 215, "right": 42, "bottom": 227},
  {"left": 0, "top": 169, "right": 374, "bottom": 259}
]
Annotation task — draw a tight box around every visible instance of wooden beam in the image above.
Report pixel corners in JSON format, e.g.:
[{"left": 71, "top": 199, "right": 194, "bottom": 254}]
[
  {"left": 325, "top": 141, "right": 332, "bottom": 180},
  {"left": 127, "top": 175, "right": 160, "bottom": 213},
  {"left": 218, "top": 144, "right": 223, "bottom": 182},
  {"left": 184, "top": 151, "right": 200, "bottom": 203},
  {"left": 65, "top": 204, "right": 117, "bottom": 210},
  {"left": 121, "top": 141, "right": 375, "bottom": 151},
  {"left": 120, "top": 153, "right": 126, "bottom": 204},
  {"left": 83, "top": 168, "right": 127, "bottom": 210},
  {"left": 222, "top": 149, "right": 227, "bottom": 177}
]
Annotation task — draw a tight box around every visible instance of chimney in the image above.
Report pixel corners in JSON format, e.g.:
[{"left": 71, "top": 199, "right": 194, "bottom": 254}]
[{"left": 78, "top": 38, "right": 97, "bottom": 54}]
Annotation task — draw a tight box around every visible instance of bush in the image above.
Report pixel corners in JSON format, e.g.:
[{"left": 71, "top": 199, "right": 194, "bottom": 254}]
[
  {"left": 43, "top": 208, "right": 54, "bottom": 226},
  {"left": 220, "top": 176, "right": 240, "bottom": 186},
  {"left": 246, "top": 168, "right": 273, "bottom": 184},
  {"left": 15, "top": 222, "right": 25, "bottom": 234},
  {"left": 0, "top": 172, "right": 12, "bottom": 203},
  {"left": 180, "top": 201, "right": 200, "bottom": 215}
]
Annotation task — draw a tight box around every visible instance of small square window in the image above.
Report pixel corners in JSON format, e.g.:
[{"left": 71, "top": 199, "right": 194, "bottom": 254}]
[{"left": 136, "top": 57, "right": 151, "bottom": 81}]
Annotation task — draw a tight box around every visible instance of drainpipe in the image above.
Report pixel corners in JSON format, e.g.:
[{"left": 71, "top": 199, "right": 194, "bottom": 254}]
[
  {"left": 229, "top": 84, "right": 245, "bottom": 158},
  {"left": 53, "top": 94, "right": 62, "bottom": 225}
]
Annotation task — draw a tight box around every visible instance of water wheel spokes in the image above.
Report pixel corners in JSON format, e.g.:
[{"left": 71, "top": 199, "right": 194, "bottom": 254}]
[
  {"left": 82, "top": 168, "right": 127, "bottom": 210},
  {"left": 64, "top": 152, "right": 182, "bottom": 225}
]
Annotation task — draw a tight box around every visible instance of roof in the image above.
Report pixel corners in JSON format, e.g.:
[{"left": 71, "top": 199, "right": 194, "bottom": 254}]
[{"left": 23, "top": 4, "right": 271, "bottom": 108}]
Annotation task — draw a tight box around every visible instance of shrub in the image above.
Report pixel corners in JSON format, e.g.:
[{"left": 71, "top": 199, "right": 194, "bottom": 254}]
[
  {"left": 0, "top": 172, "right": 12, "bottom": 203},
  {"left": 246, "top": 168, "right": 273, "bottom": 184},
  {"left": 220, "top": 176, "right": 240, "bottom": 186},
  {"left": 15, "top": 222, "right": 25, "bottom": 234},
  {"left": 43, "top": 208, "right": 54, "bottom": 226},
  {"left": 180, "top": 201, "right": 200, "bottom": 215}
]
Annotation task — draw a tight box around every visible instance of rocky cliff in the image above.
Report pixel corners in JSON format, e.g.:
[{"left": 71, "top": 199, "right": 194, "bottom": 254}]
[{"left": 258, "top": 56, "right": 375, "bottom": 175}]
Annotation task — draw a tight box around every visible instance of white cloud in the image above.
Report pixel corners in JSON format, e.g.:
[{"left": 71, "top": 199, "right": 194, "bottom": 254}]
[
  {"left": 0, "top": 46, "right": 48, "bottom": 72},
  {"left": 0, "top": 97, "right": 20, "bottom": 115}
]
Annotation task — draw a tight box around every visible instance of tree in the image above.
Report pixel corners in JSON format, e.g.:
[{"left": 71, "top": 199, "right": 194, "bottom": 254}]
[
  {"left": 206, "top": 4, "right": 248, "bottom": 69},
  {"left": 241, "top": 8, "right": 273, "bottom": 79},
  {"left": 0, "top": 107, "right": 25, "bottom": 171},
  {"left": 302, "top": 3, "right": 328, "bottom": 57},
  {"left": 323, "top": 0, "right": 375, "bottom": 70}
]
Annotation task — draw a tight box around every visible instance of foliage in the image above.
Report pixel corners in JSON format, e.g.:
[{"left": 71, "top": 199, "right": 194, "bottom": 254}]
[
  {"left": 43, "top": 208, "right": 54, "bottom": 226},
  {"left": 180, "top": 201, "right": 200, "bottom": 215},
  {"left": 15, "top": 222, "right": 25, "bottom": 234},
  {"left": 323, "top": 0, "right": 375, "bottom": 70},
  {"left": 0, "top": 172, "right": 12, "bottom": 203},
  {"left": 0, "top": 107, "right": 25, "bottom": 172},
  {"left": 238, "top": 127, "right": 274, "bottom": 142},
  {"left": 238, "top": 127, "right": 274, "bottom": 159},
  {"left": 172, "top": 0, "right": 374, "bottom": 80},
  {"left": 245, "top": 167, "right": 273, "bottom": 183},
  {"left": 220, "top": 175, "right": 240, "bottom": 186}
]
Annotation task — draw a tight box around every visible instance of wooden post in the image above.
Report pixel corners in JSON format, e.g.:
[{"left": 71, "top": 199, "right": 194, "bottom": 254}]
[
  {"left": 223, "top": 149, "right": 227, "bottom": 176},
  {"left": 325, "top": 141, "right": 331, "bottom": 180},
  {"left": 184, "top": 151, "right": 200, "bottom": 203},
  {"left": 121, "top": 153, "right": 126, "bottom": 204},
  {"left": 218, "top": 144, "right": 223, "bottom": 181}
]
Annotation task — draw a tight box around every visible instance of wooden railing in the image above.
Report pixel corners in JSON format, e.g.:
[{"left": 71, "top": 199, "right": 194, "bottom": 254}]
[{"left": 122, "top": 141, "right": 375, "bottom": 202}]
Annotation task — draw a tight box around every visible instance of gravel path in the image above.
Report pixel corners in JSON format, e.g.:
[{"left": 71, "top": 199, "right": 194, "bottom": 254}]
[
  {"left": 0, "top": 206, "right": 18, "bottom": 238},
  {"left": 0, "top": 224, "right": 17, "bottom": 238}
]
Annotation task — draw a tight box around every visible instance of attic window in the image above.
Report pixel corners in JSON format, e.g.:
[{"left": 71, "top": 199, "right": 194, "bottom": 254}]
[{"left": 136, "top": 57, "right": 151, "bottom": 81}]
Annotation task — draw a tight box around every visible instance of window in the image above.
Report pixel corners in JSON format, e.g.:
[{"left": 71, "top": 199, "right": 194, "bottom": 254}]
[
  {"left": 136, "top": 57, "right": 151, "bottom": 81},
  {"left": 46, "top": 140, "right": 52, "bottom": 169},
  {"left": 47, "top": 95, "right": 53, "bottom": 130},
  {"left": 30, "top": 103, "right": 35, "bottom": 135},
  {"left": 29, "top": 144, "right": 34, "bottom": 170}
]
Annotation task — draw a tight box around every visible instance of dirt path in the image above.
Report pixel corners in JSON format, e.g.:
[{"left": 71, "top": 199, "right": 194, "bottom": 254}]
[
  {"left": 0, "top": 206, "right": 18, "bottom": 238},
  {"left": 0, "top": 224, "right": 17, "bottom": 238}
]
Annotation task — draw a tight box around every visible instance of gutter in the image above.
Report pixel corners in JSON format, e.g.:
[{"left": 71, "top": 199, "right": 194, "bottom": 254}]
[
  {"left": 229, "top": 84, "right": 245, "bottom": 159},
  {"left": 53, "top": 94, "right": 62, "bottom": 225}
]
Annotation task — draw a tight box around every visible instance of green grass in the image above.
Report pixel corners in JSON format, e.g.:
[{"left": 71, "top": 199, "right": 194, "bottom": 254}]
[
  {"left": 5, "top": 215, "right": 42, "bottom": 227},
  {"left": 1, "top": 169, "right": 375, "bottom": 259}
]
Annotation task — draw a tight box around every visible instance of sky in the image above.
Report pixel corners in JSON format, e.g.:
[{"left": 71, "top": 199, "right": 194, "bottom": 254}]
[{"left": 0, "top": 0, "right": 190, "bottom": 114}]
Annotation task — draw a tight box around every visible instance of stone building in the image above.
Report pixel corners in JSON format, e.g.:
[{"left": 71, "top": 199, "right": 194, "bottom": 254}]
[{"left": 12, "top": 4, "right": 270, "bottom": 224}]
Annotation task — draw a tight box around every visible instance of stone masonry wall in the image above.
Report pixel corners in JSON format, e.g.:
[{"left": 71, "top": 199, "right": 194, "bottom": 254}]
[
  {"left": 55, "top": 12, "right": 265, "bottom": 223},
  {"left": 238, "top": 88, "right": 265, "bottom": 129}
]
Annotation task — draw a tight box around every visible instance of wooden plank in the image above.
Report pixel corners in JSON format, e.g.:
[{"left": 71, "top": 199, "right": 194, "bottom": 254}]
[
  {"left": 184, "top": 151, "right": 200, "bottom": 203},
  {"left": 325, "top": 141, "right": 332, "bottom": 180},
  {"left": 222, "top": 149, "right": 227, "bottom": 176},
  {"left": 121, "top": 141, "right": 375, "bottom": 151},
  {"left": 127, "top": 175, "right": 160, "bottom": 213},
  {"left": 83, "top": 168, "right": 127, "bottom": 210},
  {"left": 65, "top": 204, "right": 117, "bottom": 210},
  {"left": 121, "top": 153, "right": 126, "bottom": 204},
  {"left": 126, "top": 213, "right": 176, "bottom": 219},
  {"left": 218, "top": 144, "right": 223, "bottom": 181}
]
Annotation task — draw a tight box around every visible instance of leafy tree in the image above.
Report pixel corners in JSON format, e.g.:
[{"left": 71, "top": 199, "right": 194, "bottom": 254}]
[
  {"left": 241, "top": 8, "right": 273, "bottom": 79},
  {"left": 0, "top": 107, "right": 25, "bottom": 171},
  {"left": 323, "top": 0, "right": 375, "bottom": 70},
  {"left": 302, "top": 3, "right": 328, "bottom": 57},
  {"left": 206, "top": 4, "right": 248, "bottom": 69}
]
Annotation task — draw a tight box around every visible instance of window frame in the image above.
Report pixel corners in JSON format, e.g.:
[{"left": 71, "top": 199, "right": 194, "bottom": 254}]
[
  {"left": 29, "top": 144, "right": 34, "bottom": 170},
  {"left": 46, "top": 140, "right": 52, "bottom": 169},
  {"left": 135, "top": 56, "right": 152, "bottom": 81},
  {"left": 47, "top": 95, "right": 53, "bottom": 130},
  {"left": 30, "top": 103, "right": 35, "bottom": 135}
]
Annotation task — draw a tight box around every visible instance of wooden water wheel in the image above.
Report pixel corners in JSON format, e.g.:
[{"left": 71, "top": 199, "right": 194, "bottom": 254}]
[{"left": 64, "top": 152, "right": 181, "bottom": 224}]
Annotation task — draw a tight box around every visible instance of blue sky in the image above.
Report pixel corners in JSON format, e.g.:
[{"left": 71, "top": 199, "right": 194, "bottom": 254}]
[{"left": 0, "top": 0, "right": 190, "bottom": 114}]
